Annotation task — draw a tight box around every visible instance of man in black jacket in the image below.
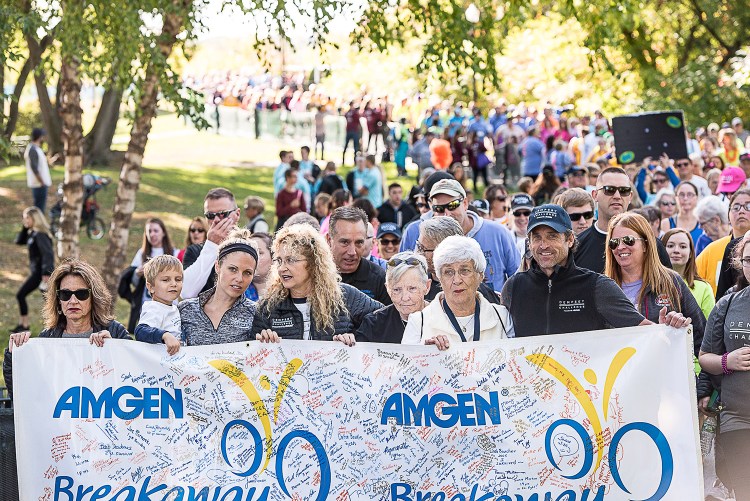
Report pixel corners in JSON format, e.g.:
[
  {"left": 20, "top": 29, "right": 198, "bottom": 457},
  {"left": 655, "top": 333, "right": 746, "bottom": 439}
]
[
  {"left": 327, "top": 206, "right": 391, "bottom": 305},
  {"left": 378, "top": 182, "right": 417, "bottom": 229},
  {"left": 576, "top": 167, "right": 671, "bottom": 272},
  {"left": 502, "top": 204, "right": 690, "bottom": 337}
]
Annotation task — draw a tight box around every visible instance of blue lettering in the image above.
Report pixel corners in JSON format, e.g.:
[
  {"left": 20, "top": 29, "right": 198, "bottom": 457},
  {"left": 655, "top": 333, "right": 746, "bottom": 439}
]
[
  {"left": 390, "top": 483, "right": 412, "bottom": 501},
  {"left": 159, "top": 487, "right": 184, "bottom": 501},
  {"left": 161, "top": 388, "right": 183, "bottom": 419},
  {"left": 110, "top": 486, "right": 137, "bottom": 501},
  {"left": 138, "top": 475, "right": 167, "bottom": 500},
  {"left": 53, "top": 388, "right": 80, "bottom": 419},
  {"left": 474, "top": 392, "right": 500, "bottom": 426},
  {"left": 381, "top": 393, "right": 404, "bottom": 425},
  {"left": 456, "top": 394, "right": 476, "bottom": 426},
  {"left": 90, "top": 485, "right": 112, "bottom": 501},
  {"left": 219, "top": 487, "right": 243, "bottom": 501},
  {"left": 114, "top": 386, "right": 142, "bottom": 420},
  {"left": 429, "top": 393, "right": 457, "bottom": 428},
  {"left": 81, "top": 387, "right": 112, "bottom": 418},
  {"left": 142, "top": 388, "right": 159, "bottom": 419},
  {"left": 53, "top": 387, "right": 183, "bottom": 420},
  {"left": 381, "top": 392, "right": 501, "bottom": 428},
  {"left": 221, "top": 420, "right": 263, "bottom": 477},
  {"left": 609, "top": 423, "right": 673, "bottom": 501},
  {"left": 276, "top": 430, "right": 330, "bottom": 501},
  {"left": 76, "top": 485, "right": 94, "bottom": 499},
  {"left": 186, "top": 487, "right": 211, "bottom": 501},
  {"left": 404, "top": 394, "right": 431, "bottom": 426},
  {"left": 54, "top": 476, "right": 74, "bottom": 501}
]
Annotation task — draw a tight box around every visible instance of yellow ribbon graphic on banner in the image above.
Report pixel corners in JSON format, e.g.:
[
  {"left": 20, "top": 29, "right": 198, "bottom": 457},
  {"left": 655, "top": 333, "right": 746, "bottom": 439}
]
[
  {"left": 526, "top": 347, "right": 635, "bottom": 473},
  {"left": 208, "top": 358, "right": 303, "bottom": 473}
]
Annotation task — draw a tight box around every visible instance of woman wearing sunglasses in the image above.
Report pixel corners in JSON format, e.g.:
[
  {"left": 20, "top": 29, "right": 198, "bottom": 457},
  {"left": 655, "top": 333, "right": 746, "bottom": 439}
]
[
  {"left": 605, "top": 213, "right": 705, "bottom": 356},
  {"left": 660, "top": 181, "right": 702, "bottom": 244},
  {"left": 653, "top": 189, "right": 677, "bottom": 231},
  {"left": 177, "top": 216, "right": 208, "bottom": 262},
  {"left": 252, "top": 224, "right": 382, "bottom": 346},
  {"left": 4, "top": 259, "right": 131, "bottom": 401},
  {"left": 401, "top": 236, "right": 514, "bottom": 349},
  {"left": 355, "top": 252, "right": 431, "bottom": 344}
]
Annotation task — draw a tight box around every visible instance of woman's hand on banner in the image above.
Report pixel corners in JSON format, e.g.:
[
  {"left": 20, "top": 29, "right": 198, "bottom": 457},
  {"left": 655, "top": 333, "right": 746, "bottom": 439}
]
[
  {"left": 333, "top": 334, "right": 355, "bottom": 347},
  {"left": 256, "top": 329, "right": 281, "bottom": 343},
  {"left": 658, "top": 307, "right": 691, "bottom": 328},
  {"left": 89, "top": 330, "right": 112, "bottom": 347},
  {"left": 425, "top": 335, "right": 450, "bottom": 351},
  {"left": 8, "top": 331, "right": 31, "bottom": 352}
]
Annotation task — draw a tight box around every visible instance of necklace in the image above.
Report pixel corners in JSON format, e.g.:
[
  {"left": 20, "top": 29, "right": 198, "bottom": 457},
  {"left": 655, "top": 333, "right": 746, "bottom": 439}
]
[{"left": 457, "top": 314, "right": 474, "bottom": 332}]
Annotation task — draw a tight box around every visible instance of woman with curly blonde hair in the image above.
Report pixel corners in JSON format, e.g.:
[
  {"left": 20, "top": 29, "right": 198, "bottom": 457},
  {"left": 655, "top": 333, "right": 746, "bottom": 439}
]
[{"left": 252, "top": 224, "right": 382, "bottom": 345}]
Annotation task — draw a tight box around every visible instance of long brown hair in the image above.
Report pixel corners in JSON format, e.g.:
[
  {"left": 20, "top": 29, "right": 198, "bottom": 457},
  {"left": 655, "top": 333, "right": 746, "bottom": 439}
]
[
  {"left": 43, "top": 259, "right": 114, "bottom": 330},
  {"left": 605, "top": 213, "right": 681, "bottom": 311},
  {"left": 140, "top": 217, "right": 174, "bottom": 259},
  {"left": 661, "top": 228, "right": 705, "bottom": 288}
]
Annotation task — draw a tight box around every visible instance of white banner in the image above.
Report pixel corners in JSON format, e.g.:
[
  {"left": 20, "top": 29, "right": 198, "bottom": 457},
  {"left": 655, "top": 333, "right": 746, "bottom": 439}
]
[{"left": 13, "top": 325, "right": 702, "bottom": 501}]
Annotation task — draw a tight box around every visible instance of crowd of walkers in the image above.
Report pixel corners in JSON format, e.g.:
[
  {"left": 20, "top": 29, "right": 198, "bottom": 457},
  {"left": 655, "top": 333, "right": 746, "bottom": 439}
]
[{"left": 12, "top": 98, "right": 750, "bottom": 499}]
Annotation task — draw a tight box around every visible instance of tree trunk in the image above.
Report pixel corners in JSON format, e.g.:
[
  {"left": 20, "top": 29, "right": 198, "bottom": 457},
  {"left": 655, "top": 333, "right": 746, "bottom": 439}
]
[
  {"left": 3, "top": 56, "right": 33, "bottom": 138},
  {"left": 29, "top": 63, "right": 63, "bottom": 157},
  {"left": 84, "top": 86, "right": 123, "bottom": 165},
  {"left": 57, "top": 55, "right": 84, "bottom": 259},
  {"left": 102, "top": 0, "right": 189, "bottom": 295}
]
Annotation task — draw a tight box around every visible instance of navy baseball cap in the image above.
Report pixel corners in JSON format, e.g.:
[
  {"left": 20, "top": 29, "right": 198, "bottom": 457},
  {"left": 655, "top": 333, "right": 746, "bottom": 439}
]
[
  {"left": 471, "top": 199, "right": 490, "bottom": 215},
  {"left": 377, "top": 222, "right": 402, "bottom": 239},
  {"left": 527, "top": 204, "right": 573, "bottom": 234}
]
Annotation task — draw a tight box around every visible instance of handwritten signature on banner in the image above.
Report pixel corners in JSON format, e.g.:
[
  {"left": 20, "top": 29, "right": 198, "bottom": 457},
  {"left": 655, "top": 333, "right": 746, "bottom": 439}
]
[{"left": 17, "top": 330, "right": 697, "bottom": 501}]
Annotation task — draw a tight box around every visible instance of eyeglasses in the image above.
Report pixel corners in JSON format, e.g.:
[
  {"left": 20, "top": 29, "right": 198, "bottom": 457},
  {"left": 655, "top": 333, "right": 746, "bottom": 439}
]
[
  {"left": 415, "top": 241, "right": 434, "bottom": 253},
  {"left": 677, "top": 192, "right": 696, "bottom": 199},
  {"left": 415, "top": 202, "right": 429, "bottom": 209},
  {"left": 387, "top": 257, "right": 427, "bottom": 273},
  {"left": 272, "top": 256, "right": 306, "bottom": 267},
  {"left": 189, "top": 227, "right": 206, "bottom": 233},
  {"left": 731, "top": 203, "right": 750, "bottom": 212},
  {"left": 513, "top": 210, "right": 531, "bottom": 218},
  {"left": 57, "top": 288, "right": 91, "bottom": 301},
  {"left": 675, "top": 161, "right": 691, "bottom": 167},
  {"left": 380, "top": 238, "right": 401, "bottom": 246},
  {"left": 568, "top": 211, "right": 594, "bottom": 221},
  {"left": 570, "top": 171, "right": 586, "bottom": 177},
  {"left": 659, "top": 201, "right": 677, "bottom": 206},
  {"left": 740, "top": 257, "right": 750, "bottom": 268},
  {"left": 600, "top": 186, "right": 632, "bottom": 197},
  {"left": 441, "top": 267, "right": 476, "bottom": 280},
  {"left": 432, "top": 198, "right": 464, "bottom": 213},
  {"left": 608, "top": 236, "right": 645, "bottom": 250},
  {"left": 653, "top": 178, "right": 669, "bottom": 184},
  {"left": 204, "top": 209, "right": 236, "bottom": 220}
]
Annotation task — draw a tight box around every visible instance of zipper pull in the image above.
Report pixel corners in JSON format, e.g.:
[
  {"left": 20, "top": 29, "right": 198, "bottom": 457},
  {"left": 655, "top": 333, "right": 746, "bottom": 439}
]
[{"left": 548, "top": 279, "right": 552, "bottom": 294}]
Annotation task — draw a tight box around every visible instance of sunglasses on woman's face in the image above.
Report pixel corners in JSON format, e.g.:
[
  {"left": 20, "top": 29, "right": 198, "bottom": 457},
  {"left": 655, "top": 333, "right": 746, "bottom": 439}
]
[
  {"left": 415, "top": 202, "right": 429, "bottom": 209},
  {"left": 432, "top": 198, "right": 464, "bottom": 213},
  {"left": 568, "top": 211, "right": 594, "bottom": 221},
  {"left": 189, "top": 227, "right": 206, "bottom": 233},
  {"left": 380, "top": 238, "right": 401, "bottom": 246},
  {"left": 660, "top": 201, "right": 677, "bottom": 207},
  {"left": 653, "top": 178, "right": 668, "bottom": 185},
  {"left": 513, "top": 210, "right": 531, "bottom": 218},
  {"left": 57, "top": 288, "right": 91, "bottom": 301},
  {"left": 608, "top": 235, "right": 645, "bottom": 250}
]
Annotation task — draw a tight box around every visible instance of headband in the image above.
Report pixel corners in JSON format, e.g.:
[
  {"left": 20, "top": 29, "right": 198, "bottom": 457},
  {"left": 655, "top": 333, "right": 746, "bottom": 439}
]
[{"left": 218, "top": 242, "right": 258, "bottom": 263}]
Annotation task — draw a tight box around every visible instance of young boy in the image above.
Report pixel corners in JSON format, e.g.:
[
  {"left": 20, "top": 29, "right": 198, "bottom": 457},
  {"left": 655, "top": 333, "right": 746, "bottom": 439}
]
[{"left": 134, "top": 255, "right": 182, "bottom": 355}]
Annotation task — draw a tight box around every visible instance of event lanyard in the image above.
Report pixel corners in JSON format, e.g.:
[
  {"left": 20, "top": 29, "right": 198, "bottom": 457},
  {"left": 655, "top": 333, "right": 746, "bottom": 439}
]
[{"left": 443, "top": 298, "right": 480, "bottom": 342}]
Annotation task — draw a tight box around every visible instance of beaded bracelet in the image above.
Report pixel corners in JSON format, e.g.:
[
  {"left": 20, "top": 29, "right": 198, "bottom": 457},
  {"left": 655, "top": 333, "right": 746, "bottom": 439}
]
[{"left": 722, "top": 352, "right": 733, "bottom": 375}]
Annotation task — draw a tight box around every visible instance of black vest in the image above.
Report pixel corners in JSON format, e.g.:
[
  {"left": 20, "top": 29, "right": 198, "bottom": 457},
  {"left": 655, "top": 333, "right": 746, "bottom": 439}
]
[{"left": 507, "top": 258, "right": 604, "bottom": 336}]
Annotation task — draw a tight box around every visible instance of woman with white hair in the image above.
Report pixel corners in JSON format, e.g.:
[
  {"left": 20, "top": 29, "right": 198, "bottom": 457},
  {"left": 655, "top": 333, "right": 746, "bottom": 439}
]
[
  {"left": 653, "top": 188, "right": 676, "bottom": 232},
  {"left": 694, "top": 196, "right": 731, "bottom": 255},
  {"left": 355, "top": 252, "right": 431, "bottom": 343},
  {"left": 402, "top": 236, "right": 514, "bottom": 348}
]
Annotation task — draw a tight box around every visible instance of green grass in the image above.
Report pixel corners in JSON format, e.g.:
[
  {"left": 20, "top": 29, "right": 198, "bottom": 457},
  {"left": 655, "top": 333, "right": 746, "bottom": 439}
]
[{"left": 0, "top": 112, "right": 414, "bottom": 386}]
